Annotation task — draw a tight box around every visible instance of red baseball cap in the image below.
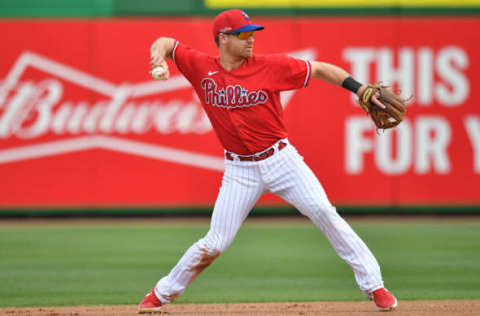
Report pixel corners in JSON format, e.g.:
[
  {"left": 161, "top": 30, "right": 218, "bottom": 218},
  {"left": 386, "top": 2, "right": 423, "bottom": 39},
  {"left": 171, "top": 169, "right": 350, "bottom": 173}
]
[{"left": 212, "top": 9, "right": 264, "bottom": 38}]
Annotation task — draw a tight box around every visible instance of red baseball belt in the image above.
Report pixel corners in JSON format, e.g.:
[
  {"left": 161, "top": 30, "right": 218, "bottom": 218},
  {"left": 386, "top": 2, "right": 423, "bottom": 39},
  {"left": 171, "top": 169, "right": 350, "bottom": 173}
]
[{"left": 225, "top": 141, "right": 287, "bottom": 162}]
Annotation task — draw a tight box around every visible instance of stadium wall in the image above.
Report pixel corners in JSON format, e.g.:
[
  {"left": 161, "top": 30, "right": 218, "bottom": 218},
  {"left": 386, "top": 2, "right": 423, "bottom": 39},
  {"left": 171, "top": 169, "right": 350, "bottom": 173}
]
[{"left": 0, "top": 1, "right": 479, "bottom": 215}]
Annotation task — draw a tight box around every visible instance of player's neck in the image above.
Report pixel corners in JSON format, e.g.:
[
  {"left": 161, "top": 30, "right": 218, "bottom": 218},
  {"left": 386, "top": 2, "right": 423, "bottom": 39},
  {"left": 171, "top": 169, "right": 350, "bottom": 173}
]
[{"left": 219, "top": 52, "right": 246, "bottom": 72}]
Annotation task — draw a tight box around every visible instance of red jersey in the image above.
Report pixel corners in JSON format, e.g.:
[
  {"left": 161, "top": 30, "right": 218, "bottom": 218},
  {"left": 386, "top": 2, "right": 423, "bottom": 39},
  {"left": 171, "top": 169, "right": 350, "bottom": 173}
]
[{"left": 172, "top": 41, "right": 311, "bottom": 155}]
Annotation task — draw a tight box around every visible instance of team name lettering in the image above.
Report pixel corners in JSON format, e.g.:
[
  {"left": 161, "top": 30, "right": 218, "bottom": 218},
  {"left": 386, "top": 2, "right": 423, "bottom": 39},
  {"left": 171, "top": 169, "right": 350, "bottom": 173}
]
[{"left": 201, "top": 78, "right": 268, "bottom": 108}]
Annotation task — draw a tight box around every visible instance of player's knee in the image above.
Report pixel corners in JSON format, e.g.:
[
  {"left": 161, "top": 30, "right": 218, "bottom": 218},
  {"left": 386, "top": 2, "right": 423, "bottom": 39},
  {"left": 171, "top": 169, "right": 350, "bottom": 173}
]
[
  {"left": 302, "top": 201, "right": 338, "bottom": 219},
  {"left": 197, "top": 233, "right": 232, "bottom": 254},
  {"left": 201, "top": 243, "right": 224, "bottom": 255},
  {"left": 317, "top": 203, "right": 338, "bottom": 217}
]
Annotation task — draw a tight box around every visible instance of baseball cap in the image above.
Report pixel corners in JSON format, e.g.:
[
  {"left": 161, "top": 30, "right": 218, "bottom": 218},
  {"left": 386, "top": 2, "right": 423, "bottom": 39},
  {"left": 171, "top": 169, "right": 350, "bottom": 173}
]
[{"left": 212, "top": 9, "right": 264, "bottom": 38}]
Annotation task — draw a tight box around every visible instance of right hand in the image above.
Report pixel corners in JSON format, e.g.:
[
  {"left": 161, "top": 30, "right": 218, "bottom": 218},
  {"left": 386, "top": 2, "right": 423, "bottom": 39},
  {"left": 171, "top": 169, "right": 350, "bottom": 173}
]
[{"left": 150, "top": 58, "right": 170, "bottom": 80}]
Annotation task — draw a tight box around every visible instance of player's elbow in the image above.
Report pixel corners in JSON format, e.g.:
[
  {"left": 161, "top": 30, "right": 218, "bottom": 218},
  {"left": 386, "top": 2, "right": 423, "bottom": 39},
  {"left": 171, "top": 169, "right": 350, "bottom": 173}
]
[
  {"left": 151, "top": 37, "right": 176, "bottom": 59},
  {"left": 154, "top": 37, "right": 175, "bottom": 45}
]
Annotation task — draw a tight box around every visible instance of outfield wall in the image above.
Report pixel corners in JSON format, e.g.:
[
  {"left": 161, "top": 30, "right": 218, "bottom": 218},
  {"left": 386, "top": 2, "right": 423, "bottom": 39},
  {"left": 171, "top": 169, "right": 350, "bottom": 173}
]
[
  {"left": 1, "top": 18, "right": 479, "bottom": 210},
  {"left": 0, "top": 2, "right": 479, "bottom": 212}
]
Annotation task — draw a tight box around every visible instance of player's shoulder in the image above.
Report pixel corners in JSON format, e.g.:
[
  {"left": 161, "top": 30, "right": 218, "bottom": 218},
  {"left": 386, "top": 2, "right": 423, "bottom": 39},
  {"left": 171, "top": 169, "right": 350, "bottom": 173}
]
[{"left": 174, "top": 41, "right": 213, "bottom": 60}]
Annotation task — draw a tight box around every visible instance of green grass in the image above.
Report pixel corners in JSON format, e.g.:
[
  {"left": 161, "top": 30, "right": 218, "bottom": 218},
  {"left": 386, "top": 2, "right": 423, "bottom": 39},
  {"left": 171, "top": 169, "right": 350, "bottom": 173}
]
[{"left": 0, "top": 218, "right": 479, "bottom": 307}]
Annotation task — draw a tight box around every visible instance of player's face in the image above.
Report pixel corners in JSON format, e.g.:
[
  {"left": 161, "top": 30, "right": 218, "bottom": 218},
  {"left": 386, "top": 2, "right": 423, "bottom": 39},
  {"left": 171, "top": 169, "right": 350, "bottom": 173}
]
[{"left": 222, "top": 31, "right": 255, "bottom": 58}]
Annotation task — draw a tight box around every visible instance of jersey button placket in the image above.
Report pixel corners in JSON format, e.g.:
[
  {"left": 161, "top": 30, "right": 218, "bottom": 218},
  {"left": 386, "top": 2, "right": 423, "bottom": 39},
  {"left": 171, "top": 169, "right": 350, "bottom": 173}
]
[{"left": 225, "top": 76, "right": 232, "bottom": 111}]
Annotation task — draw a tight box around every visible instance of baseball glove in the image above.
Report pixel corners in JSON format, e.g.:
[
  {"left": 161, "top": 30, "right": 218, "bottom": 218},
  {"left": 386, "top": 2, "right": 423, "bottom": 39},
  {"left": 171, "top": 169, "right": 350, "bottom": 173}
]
[{"left": 358, "top": 84, "right": 407, "bottom": 130}]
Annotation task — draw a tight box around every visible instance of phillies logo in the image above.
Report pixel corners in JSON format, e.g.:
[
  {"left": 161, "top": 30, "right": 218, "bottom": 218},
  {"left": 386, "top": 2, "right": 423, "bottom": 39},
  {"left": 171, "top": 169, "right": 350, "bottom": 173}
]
[
  {"left": 201, "top": 78, "right": 268, "bottom": 109},
  {"left": 241, "top": 11, "right": 250, "bottom": 21}
]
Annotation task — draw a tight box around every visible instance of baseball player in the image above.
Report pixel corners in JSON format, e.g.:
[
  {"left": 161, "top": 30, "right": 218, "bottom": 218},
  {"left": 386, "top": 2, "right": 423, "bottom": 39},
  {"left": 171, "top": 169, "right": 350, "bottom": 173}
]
[{"left": 139, "top": 9, "right": 399, "bottom": 313}]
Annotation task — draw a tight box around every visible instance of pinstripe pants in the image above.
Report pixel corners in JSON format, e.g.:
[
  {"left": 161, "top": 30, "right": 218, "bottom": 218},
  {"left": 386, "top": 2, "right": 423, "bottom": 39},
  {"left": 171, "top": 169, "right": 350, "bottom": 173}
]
[{"left": 154, "top": 140, "right": 384, "bottom": 303}]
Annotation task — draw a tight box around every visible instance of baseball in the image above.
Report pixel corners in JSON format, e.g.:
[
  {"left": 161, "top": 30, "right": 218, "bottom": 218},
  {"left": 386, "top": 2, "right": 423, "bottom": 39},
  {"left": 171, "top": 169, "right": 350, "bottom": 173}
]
[{"left": 151, "top": 66, "right": 166, "bottom": 80}]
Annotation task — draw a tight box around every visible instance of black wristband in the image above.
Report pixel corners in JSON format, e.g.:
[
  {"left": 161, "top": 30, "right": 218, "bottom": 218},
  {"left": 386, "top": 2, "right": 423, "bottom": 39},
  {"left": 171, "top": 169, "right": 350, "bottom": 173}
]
[{"left": 342, "top": 76, "right": 362, "bottom": 93}]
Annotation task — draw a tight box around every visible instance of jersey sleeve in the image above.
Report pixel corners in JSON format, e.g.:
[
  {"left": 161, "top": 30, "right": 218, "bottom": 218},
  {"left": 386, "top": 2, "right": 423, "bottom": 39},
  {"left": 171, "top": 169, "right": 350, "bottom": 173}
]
[
  {"left": 267, "top": 54, "right": 311, "bottom": 91},
  {"left": 172, "top": 41, "right": 207, "bottom": 82}
]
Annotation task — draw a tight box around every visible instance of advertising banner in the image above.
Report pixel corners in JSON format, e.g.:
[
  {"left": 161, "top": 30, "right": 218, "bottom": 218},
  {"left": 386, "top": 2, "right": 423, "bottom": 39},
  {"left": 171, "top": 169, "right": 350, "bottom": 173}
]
[{"left": 0, "top": 18, "right": 478, "bottom": 207}]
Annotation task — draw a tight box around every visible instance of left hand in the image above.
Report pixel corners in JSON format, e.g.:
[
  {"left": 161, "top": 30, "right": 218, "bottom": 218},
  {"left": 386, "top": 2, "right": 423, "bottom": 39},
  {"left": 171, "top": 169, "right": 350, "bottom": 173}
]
[
  {"left": 357, "top": 85, "right": 386, "bottom": 109},
  {"left": 357, "top": 83, "right": 407, "bottom": 130}
]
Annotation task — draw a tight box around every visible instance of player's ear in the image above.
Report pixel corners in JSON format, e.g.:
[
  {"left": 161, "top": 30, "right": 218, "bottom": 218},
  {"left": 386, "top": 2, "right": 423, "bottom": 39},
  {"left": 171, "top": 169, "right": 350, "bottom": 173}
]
[{"left": 218, "top": 33, "right": 228, "bottom": 46}]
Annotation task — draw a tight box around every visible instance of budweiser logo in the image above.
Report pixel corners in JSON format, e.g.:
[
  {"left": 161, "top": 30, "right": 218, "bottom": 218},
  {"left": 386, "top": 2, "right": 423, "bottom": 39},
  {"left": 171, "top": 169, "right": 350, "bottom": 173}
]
[
  {"left": 0, "top": 49, "right": 316, "bottom": 170},
  {"left": 0, "top": 52, "right": 211, "bottom": 139}
]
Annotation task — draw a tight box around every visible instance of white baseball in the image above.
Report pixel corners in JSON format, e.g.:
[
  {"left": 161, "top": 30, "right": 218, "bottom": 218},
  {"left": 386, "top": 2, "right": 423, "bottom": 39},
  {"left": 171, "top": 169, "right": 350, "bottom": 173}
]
[{"left": 151, "top": 66, "right": 166, "bottom": 80}]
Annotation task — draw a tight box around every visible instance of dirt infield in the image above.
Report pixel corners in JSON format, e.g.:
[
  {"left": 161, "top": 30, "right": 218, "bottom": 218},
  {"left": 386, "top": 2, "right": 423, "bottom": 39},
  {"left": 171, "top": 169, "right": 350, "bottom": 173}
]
[{"left": 1, "top": 301, "right": 479, "bottom": 316}]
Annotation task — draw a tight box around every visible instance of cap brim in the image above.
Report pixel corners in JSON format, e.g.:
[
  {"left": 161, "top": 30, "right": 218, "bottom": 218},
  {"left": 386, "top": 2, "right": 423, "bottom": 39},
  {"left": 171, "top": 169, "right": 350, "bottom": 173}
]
[{"left": 233, "top": 24, "right": 264, "bottom": 33}]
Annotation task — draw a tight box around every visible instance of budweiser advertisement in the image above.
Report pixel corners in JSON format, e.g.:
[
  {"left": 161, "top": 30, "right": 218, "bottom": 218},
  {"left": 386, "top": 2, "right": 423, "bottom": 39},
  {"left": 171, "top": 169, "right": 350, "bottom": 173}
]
[{"left": 0, "top": 18, "right": 479, "bottom": 208}]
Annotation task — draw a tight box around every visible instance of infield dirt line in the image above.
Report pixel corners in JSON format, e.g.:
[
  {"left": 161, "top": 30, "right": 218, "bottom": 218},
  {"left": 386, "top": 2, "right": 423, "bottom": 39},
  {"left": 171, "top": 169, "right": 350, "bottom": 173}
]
[{"left": 1, "top": 300, "right": 480, "bottom": 316}]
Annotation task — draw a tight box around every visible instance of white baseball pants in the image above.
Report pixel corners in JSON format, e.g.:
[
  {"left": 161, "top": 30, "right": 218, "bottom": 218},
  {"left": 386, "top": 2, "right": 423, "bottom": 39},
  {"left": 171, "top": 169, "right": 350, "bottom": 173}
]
[{"left": 154, "top": 139, "right": 384, "bottom": 303}]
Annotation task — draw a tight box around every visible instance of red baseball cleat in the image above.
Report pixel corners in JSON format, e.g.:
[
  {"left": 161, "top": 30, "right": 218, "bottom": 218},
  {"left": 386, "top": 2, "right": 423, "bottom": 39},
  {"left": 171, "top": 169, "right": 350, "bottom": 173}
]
[
  {"left": 138, "top": 288, "right": 162, "bottom": 314},
  {"left": 370, "top": 288, "right": 398, "bottom": 311}
]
